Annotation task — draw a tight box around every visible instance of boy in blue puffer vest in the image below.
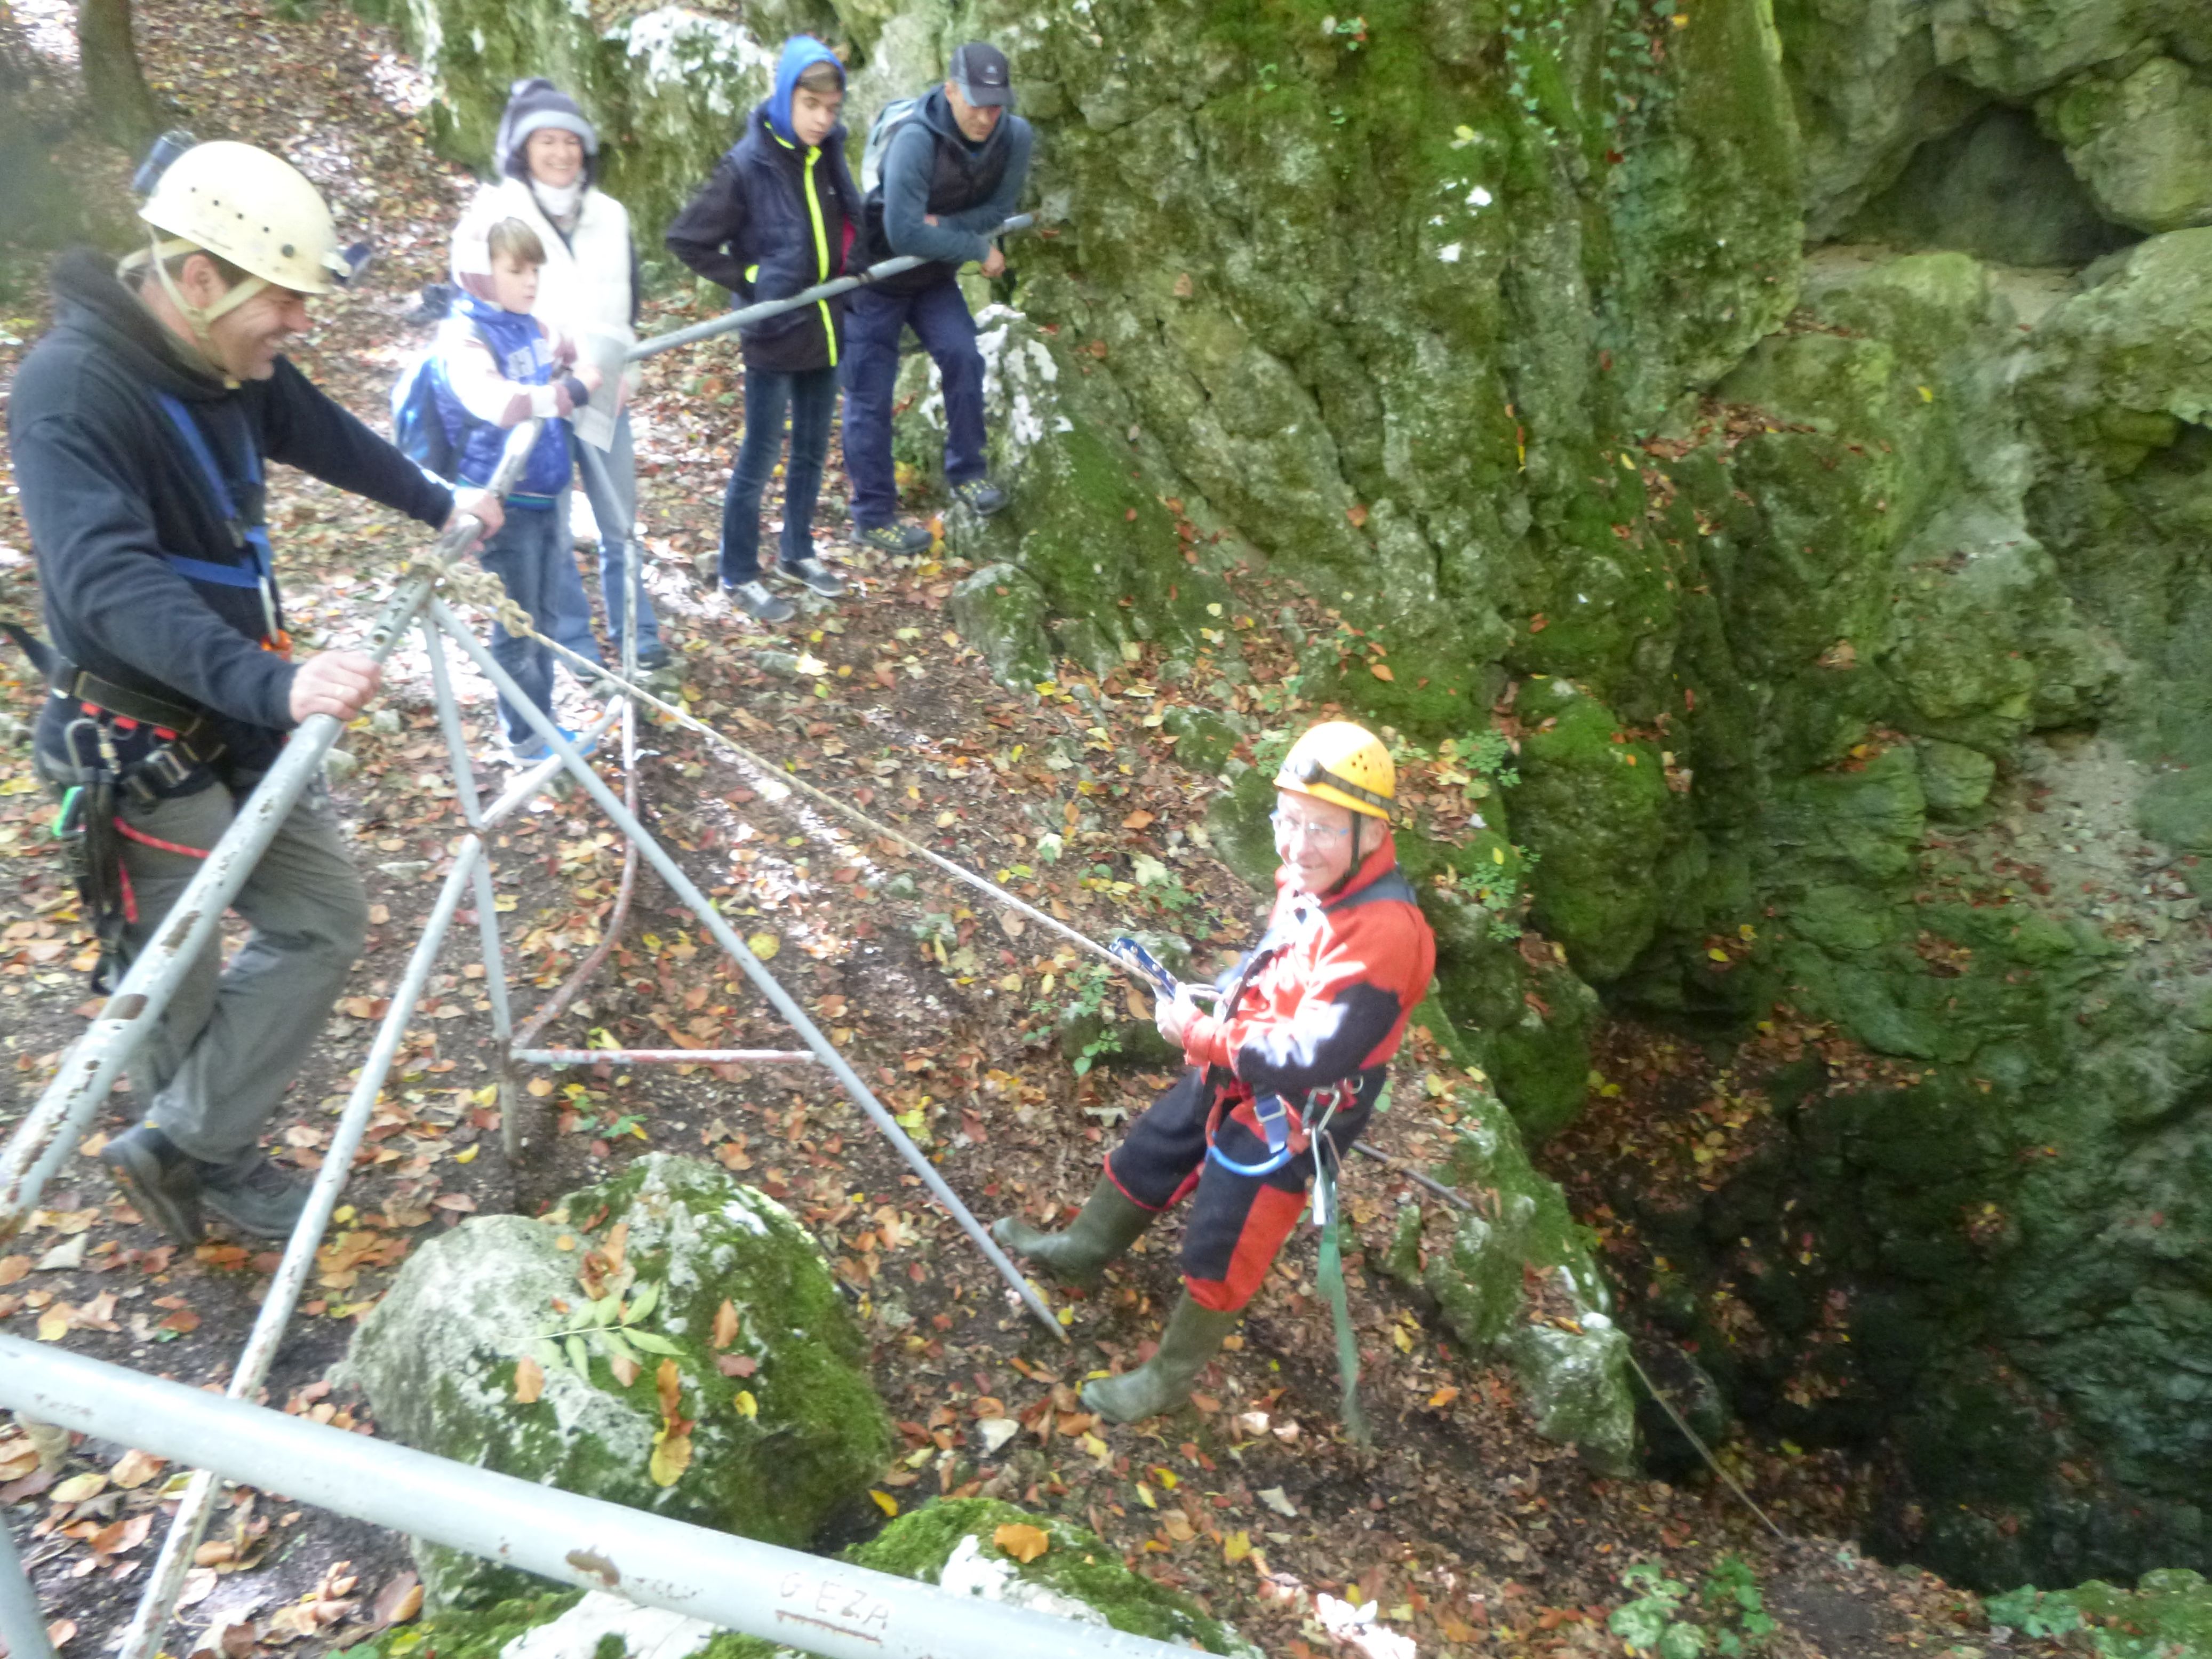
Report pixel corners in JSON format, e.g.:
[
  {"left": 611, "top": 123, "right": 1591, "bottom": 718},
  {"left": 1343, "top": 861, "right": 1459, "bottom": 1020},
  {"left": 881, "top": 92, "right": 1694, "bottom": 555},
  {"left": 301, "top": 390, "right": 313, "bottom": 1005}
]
[
  {"left": 665, "top": 36, "right": 860, "bottom": 626},
  {"left": 435, "top": 216, "right": 603, "bottom": 760}
]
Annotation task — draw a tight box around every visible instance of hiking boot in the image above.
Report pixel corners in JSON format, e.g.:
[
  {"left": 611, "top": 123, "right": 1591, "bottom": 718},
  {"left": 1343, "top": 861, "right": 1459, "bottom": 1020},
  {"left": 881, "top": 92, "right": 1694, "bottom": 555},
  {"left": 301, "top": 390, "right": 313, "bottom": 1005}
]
[
  {"left": 776, "top": 557, "right": 847, "bottom": 599},
  {"left": 724, "top": 580, "right": 795, "bottom": 624},
  {"left": 100, "top": 1124, "right": 204, "bottom": 1246},
  {"left": 634, "top": 642, "right": 673, "bottom": 673},
  {"left": 1082, "top": 1292, "right": 1242, "bottom": 1423},
  {"left": 199, "top": 1156, "right": 312, "bottom": 1241},
  {"left": 991, "top": 1176, "right": 1155, "bottom": 1291},
  {"left": 853, "top": 522, "right": 932, "bottom": 557},
  {"left": 951, "top": 476, "right": 1008, "bottom": 516}
]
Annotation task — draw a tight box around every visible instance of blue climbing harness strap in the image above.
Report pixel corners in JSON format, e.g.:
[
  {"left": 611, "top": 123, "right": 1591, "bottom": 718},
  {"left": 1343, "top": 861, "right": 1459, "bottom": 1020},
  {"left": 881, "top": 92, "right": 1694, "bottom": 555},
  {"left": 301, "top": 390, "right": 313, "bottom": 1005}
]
[
  {"left": 1204, "top": 1094, "right": 1298, "bottom": 1178},
  {"left": 153, "top": 393, "right": 282, "bottom": 641}
]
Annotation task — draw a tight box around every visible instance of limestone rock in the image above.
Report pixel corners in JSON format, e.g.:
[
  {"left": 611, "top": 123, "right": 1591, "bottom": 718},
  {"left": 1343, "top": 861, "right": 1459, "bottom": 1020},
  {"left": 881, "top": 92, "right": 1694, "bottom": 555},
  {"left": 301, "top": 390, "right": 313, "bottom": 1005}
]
[
  {"left": 1913, "top": 738, "right": 1997, "bottom": 816},
  {"left": 341, "top": 1155, "right": 890, "bottom": 1608},
  {"left": 1415, "top": 1084, "right": 1638, "bottom": 1475},
  {"left": 819, "top": 1498, "right": 1261, "bottom": 1656},
  {"left": 2040, "top": 56, "right": 2212, "bottom": 234}
]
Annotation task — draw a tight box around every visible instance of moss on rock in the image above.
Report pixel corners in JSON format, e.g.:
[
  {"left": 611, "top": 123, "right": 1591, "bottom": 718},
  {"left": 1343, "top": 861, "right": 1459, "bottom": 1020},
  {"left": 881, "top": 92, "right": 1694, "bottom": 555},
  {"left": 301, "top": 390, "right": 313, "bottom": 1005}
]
[{"left": 824, "top": 1498, "right": 1259, "bottom": 1656}]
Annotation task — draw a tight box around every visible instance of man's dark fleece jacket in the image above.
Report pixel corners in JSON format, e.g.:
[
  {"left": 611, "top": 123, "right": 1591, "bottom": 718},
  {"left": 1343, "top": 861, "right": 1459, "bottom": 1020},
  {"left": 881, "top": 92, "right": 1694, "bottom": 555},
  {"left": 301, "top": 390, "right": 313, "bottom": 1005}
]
[{"left": 9, "top": 250, "right": 454, "bottom": 780}]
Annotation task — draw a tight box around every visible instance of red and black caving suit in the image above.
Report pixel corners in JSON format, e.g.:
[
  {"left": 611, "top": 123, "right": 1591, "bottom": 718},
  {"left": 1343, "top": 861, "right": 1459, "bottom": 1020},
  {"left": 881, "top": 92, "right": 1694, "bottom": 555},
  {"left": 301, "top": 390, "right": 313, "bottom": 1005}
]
[{"left": 1105, "top": 838, "right": 1437, "bottom": 1312}]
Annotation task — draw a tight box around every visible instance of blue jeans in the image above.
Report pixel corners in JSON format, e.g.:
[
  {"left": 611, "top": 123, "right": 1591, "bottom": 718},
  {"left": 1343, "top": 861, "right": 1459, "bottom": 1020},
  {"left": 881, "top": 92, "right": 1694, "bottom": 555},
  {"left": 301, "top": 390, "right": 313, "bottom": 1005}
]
[
  {"left": 475, "top": 503, "right": 568, "bottom": 744},
  {"left": 570, "top": 409, "right": 662, "bottom": 656},
  {"left": 721, "top": 365, "right": 838, "bottom": 585},
  {"left": 541, "top": 485, "right": 605, "bottom": 674},
  {"left": 840, "top": 278, "right": 986, "bottom": 529}
]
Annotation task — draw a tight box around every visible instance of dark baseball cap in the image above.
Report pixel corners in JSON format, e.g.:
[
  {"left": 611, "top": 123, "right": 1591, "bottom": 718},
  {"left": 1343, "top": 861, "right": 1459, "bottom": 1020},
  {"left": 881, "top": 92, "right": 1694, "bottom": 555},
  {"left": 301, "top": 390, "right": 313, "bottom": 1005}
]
[{"left": 948, "top": 42, "right": 1013, "bottom": 108}]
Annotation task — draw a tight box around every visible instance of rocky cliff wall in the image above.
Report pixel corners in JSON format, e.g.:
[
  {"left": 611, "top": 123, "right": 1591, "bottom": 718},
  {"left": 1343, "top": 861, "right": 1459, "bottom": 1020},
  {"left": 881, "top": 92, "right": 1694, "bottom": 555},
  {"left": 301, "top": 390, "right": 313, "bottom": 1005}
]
[{"left": 381, "top": 0, "right": 2212, "bottom": 1593}]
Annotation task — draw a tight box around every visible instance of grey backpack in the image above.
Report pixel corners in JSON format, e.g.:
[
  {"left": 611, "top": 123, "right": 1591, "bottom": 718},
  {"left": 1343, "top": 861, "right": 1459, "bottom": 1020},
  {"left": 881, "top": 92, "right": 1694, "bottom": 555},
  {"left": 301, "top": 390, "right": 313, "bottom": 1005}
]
[{"left": 859, "top": 95, "right": 926, "bottom": 195}]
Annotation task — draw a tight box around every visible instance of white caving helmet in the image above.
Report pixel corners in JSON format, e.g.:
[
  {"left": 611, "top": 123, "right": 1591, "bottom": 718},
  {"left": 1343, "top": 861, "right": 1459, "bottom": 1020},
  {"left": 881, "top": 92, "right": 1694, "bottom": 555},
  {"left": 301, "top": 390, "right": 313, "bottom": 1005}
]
[{"left": 120, "top": 140, "right": 354, "bottom": 361}]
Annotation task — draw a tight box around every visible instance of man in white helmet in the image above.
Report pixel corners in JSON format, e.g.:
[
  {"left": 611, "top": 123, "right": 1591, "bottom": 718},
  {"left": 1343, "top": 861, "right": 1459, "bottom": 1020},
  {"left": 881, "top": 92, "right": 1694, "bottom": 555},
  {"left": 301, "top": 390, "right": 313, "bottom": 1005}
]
[{"left": 7, "top": 140, "right": 503, "bottom": 1245}]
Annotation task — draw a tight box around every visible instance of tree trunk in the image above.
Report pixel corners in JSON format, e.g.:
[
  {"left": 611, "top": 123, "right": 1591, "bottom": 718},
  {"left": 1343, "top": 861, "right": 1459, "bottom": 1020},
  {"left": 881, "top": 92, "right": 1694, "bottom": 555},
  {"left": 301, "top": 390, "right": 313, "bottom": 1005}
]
[{"left": 76, "top": 0, "right": 162, "bottom": 153}]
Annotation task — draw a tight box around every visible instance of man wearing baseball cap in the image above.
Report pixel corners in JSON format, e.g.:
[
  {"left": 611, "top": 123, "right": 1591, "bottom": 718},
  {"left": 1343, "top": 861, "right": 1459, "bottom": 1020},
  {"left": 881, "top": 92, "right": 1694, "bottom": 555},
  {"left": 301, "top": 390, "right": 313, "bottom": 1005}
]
[{"left": 841, "top": 41, "right": 1032, "bottom": 555}]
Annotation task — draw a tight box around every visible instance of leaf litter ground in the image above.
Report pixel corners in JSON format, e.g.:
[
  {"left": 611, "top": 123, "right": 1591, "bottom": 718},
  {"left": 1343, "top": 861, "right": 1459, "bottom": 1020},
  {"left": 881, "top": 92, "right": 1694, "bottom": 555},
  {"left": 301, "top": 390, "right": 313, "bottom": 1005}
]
[{"left": 0, "top": 5, "right": 2070, "bottom": 1657}]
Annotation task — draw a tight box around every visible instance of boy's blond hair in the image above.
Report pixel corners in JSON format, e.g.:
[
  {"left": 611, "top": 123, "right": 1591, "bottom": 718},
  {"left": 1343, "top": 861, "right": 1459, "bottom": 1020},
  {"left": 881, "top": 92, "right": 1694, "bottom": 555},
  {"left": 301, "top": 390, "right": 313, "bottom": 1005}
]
[
  {"left": 795, "top": 58, "right": 843, "bottom": 95},
  {"left": 487, "top": 217, "right": 547, "bottom": 267}
]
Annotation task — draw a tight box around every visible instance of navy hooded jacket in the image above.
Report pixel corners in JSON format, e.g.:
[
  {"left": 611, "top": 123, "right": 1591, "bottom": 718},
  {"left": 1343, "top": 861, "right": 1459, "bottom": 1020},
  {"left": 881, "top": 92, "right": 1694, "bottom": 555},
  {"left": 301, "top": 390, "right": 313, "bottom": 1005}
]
[
  {"left": 663, "top": 38, "right": 861, "bottom": 374},
  {"left": 9, "top": 250, "right": 453, "bottom": 781}
]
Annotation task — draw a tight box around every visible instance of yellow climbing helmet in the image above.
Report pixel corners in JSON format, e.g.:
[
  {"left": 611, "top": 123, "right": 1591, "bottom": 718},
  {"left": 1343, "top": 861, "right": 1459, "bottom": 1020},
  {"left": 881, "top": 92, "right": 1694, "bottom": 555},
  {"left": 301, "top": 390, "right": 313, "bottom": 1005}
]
[{"left": 1275, "top": 721, "right": 1395, "bottom": 823}]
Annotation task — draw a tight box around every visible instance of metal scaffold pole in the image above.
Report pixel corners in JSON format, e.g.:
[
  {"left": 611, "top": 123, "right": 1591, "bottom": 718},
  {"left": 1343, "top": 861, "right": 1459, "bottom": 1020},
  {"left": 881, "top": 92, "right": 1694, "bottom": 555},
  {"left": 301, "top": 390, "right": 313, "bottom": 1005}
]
[
  {"left": 0, "top": 1338, "right": 1196, "bottom": 1659},
  {"left": 428, "top": 597, "right": 1066, "bottom": 1339}
]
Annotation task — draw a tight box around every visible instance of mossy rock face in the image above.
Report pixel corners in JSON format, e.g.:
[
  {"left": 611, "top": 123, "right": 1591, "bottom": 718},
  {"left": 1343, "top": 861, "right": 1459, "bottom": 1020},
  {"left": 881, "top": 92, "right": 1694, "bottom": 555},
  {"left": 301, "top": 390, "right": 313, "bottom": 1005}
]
[
  {"left": 1512, "top": 683, "right": 1676, "bottom": 983},
  {"left": 341, "top": 1155, "right": 890, "bottom": 1608},
  {"left": 1411, "top": 1082, "right": 1636, "bottom": 1474},
  {"left": 2038, "top": 55, "right": 2212, "bottom": 235},
  {"left": 819, "top": 1498, "right": 1261, "bottom": 1657},
  {"left": 1913, "top": 739, "right": 1998, "bottom": 818},
  {"left": 2017, "top": 229, "right": 2212, "bottom": 769},
  {"left": 949, "top": 563, "right": 1053, "bottom": 690}
]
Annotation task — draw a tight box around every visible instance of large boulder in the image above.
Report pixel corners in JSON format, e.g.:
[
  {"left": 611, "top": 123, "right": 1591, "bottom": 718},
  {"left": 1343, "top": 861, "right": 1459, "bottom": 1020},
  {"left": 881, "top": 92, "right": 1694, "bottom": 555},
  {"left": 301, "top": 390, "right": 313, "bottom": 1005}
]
[{"left": 341, "top": 1155, "right": 891, "bottom": 1608}]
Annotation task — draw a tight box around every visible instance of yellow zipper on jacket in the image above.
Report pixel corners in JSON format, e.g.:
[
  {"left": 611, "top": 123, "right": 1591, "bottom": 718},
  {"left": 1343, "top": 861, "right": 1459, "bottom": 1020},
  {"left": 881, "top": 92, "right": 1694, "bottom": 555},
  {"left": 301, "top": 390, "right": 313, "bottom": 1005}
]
[{"left": 802, "top": 145, "right": 836, "bottom": 368}]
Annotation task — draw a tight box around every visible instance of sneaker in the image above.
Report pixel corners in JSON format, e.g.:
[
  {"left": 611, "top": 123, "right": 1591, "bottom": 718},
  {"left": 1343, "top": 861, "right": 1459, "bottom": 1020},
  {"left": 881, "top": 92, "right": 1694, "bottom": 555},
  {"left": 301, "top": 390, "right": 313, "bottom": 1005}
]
[
  {"left": 776, "top": 557, "right": 847, "bottom": 599},
  {"left": 198, "top": 1155, "right": 311, "bottom": 1240},
  {"left": 724, "top": 580, "right": 796, "bottom": 624},
  {"left": 951, "top": 477, "right": 1008, "bottom": 516},
  {"left": 101, "top": 1123, "right": 204, "bottom": 1245},
  {"left": 853, "top": 522, "right": 932, "bottom": 556},
  {"left": 634, "top": 643, "right": 673, "bottom": 673},
  {"left": 504, "top": 726, "right": 597, "bottom": 766}
]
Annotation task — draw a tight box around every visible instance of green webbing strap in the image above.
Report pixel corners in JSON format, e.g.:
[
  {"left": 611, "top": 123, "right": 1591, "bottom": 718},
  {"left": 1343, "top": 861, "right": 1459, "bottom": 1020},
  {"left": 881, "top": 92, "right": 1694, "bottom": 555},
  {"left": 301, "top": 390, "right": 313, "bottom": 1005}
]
[{"left": 1315, "top": 1154, "right": 1371, "bottom": 1447}]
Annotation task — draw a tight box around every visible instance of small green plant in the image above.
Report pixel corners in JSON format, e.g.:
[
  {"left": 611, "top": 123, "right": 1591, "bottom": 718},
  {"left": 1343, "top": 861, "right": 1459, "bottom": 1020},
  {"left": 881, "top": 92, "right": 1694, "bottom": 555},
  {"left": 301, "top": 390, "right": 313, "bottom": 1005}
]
[
  {"left": 1256, "top": 61, "right": 1280, "bottom": 92},
  {"left": 1442, "top": 842, "right": 1539, "bottom": 943},
  {"left": 1322, "top": 14, "right": 1367, "bottom": 50},
  {"left": 1699, "top": 1556, "right": 1778, "bottom": 1656},
  {"left": 531, "top": 1279, "right": 683, "bottom": 1384},
  {"left": 1982, "top": 1588, "right": 2083, "bottom": 1642},
  {"left": 1047, "top": 961, "right": 1125, "bottom": 1076},
  {"left": 1609, "top": 1556, "right": 1776, "bottom": 1658},
  {"left": 1432, "top": 729, "right": 1520, "bottom": 797}
]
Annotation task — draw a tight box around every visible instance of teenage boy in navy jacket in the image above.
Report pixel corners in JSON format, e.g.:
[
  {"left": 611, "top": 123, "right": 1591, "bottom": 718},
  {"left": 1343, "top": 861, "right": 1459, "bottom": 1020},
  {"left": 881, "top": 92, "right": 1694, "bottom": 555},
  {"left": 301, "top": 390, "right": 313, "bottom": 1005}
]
[{"left": 665, "top": 37, "right": 860, "bottom": 625}]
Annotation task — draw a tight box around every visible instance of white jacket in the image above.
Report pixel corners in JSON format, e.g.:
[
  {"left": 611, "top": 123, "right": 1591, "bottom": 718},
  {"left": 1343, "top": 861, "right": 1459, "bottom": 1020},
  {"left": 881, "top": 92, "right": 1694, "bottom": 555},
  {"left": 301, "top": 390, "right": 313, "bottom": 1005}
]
[{"left": 458, "top": 174, "right": 638, "bottom": 391}]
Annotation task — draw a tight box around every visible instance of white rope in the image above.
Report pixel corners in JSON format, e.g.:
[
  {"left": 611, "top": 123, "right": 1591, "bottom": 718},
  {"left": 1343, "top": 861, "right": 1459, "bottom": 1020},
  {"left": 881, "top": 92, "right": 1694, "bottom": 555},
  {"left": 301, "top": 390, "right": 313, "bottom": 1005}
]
[{"left": 432, "top": 574, "right": 1144, "bottom": 984}]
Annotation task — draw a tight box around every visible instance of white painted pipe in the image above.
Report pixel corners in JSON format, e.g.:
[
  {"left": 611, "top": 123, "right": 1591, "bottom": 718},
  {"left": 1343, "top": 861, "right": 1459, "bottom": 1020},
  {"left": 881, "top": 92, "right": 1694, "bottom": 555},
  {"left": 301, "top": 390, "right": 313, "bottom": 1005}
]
[{"left": 0, "top": 1338, "right": 1193, "bottom": 1659}]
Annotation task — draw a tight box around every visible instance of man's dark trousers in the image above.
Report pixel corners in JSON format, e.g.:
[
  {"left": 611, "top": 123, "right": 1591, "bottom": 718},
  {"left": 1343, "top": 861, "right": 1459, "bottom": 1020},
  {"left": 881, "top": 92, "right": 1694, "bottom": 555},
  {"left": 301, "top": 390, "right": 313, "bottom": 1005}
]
[{"left": 841, "top": 277, "right": 986, "bottom": 530}]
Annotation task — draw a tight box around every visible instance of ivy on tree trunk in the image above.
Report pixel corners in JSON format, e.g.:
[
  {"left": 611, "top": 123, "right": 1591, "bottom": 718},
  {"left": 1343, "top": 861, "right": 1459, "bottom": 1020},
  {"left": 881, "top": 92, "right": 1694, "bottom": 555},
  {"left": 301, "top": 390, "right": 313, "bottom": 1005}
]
[{"left": 77, "top": 0, "right": 162, "bottom": 152}]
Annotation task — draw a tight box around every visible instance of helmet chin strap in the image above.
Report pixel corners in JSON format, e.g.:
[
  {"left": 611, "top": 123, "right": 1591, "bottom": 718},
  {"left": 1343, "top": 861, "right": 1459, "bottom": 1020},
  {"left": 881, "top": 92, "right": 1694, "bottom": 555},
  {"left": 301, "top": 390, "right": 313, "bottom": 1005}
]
[
  {"left": 1323, "top": 816, "right": 1364, "bottom": 902},
  {"left": 120, "top": 234, "right": 267, "bottom": 380}
]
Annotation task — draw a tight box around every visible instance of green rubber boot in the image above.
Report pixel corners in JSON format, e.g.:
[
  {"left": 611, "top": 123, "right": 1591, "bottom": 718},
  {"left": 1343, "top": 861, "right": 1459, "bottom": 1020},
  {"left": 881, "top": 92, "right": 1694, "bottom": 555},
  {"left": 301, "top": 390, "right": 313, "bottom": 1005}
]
[
  {"left": 1083, "top": 1293, "right": 1242, "bottom": 1423},
  {"left": 991, "top": 1176, "right": 1154, "bottom": 1290}
]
